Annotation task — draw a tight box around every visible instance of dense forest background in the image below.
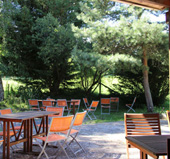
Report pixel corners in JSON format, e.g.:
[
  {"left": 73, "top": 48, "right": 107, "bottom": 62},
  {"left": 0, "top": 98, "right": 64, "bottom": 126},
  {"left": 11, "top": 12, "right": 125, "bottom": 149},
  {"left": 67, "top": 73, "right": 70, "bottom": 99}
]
[{"left": 0, "top": 0, "right": 169, "bottom": 112}]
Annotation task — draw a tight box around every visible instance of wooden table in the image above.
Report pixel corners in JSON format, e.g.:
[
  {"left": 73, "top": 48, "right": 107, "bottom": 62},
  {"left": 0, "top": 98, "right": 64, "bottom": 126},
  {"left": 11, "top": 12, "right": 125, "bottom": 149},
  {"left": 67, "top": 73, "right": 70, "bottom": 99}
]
[
  {"left": 126, "top": 135, "right": 170, "bottom": 159},
  {"left": 0, "top": 111, "right": 59, "bottom": 159}
]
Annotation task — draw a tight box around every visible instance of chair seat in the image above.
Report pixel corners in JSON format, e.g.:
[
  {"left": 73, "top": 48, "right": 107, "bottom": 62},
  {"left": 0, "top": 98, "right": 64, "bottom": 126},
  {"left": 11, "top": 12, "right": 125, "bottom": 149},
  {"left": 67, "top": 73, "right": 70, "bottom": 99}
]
[
  {"left": 86, "top": 109, "right": 95, "bottom": 111},
  {"left": 101, "top": 106, "right": 110, "bottom": 108},
  {"left": 62, "top": 129, "right": 78, "bottom": 135},
  {"left": 0, "top": 131, "right": 16, "bottom": 136},
  {"left": 36, "top": 133, "right": 66, "bottom": 142}
]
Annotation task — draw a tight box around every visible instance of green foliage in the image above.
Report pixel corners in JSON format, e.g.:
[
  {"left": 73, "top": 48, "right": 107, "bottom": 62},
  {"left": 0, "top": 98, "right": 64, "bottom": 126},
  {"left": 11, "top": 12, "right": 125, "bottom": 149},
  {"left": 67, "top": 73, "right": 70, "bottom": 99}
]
[{"left": 1, "top": 0, "right": 82, "bottom": 96}]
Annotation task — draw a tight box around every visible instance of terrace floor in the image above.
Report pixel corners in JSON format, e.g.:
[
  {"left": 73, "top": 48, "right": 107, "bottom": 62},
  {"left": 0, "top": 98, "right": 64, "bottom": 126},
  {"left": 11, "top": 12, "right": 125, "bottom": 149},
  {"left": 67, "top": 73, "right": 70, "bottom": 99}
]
[{"left": 1, "top": 119, "right": 169, "bottom": 159}]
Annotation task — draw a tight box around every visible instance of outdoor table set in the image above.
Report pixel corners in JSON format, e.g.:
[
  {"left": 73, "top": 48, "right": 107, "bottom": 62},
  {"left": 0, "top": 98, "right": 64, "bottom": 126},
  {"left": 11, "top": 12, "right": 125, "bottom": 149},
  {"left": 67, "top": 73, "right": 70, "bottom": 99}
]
[
  {"left": 0, "top": 110, "right": 59, "bottom": 159},
  {"left": 125, "top": 112, "right": 170, "bottom": 159}
]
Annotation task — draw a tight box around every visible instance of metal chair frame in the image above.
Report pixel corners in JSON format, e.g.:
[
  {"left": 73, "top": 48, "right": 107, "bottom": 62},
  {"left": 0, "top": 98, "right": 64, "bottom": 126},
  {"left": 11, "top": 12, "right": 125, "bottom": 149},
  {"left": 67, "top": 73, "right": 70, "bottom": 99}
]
[
  {"left": 85, "top": 101, "right": 99, "bottom": 120},
  {"left": 126, "top": 97, "right": 136, "bottom": 113}
]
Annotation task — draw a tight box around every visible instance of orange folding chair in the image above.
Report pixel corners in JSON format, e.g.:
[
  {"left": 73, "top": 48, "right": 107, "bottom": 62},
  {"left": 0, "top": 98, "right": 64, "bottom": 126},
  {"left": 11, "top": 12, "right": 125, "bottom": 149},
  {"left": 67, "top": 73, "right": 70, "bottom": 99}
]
[
  {"left": 62, "top": 111, "right": 87, "bottom": 156},
  {"left": 46, "top": 107, "right": 64, "bottom": 117},
  {"left": 110, "top": 97, "right": 119, "bottom": 112},
  {"left": 42, "top": 100, "right": 53, "bottom": 110},
  {"left": 68, "top": 99, "right": 81, "bottom": 115},
  {"left": 57, "top": 99, "right": 69, "bottom": 113},
  {"left": 84, "top": 101, "right": 99, "bottom": 120},
  {"left": 83, "top": 98, "right": 90, "bottom": 109},
  {"left": 126, "top": 97, "right": 136, "bottom": 113},
  {"left": 28, "top": 99, "right": 40, "bottom": 111},
  {"left": 101, "top": 98, "right": 111, "bottom": 115},
  {"left": 46, "top": 98, "right": 56, "bottom": 106},
  {"left": 35, "top": 115, "right": 74, "bottom": 159}
]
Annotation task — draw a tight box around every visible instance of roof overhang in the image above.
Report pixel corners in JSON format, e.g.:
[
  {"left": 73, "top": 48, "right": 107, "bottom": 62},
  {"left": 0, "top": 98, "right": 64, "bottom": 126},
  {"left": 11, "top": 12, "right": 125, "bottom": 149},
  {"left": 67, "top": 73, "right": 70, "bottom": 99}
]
[{"left": 111, "top": 0, "right": 170, "bottom": 10}]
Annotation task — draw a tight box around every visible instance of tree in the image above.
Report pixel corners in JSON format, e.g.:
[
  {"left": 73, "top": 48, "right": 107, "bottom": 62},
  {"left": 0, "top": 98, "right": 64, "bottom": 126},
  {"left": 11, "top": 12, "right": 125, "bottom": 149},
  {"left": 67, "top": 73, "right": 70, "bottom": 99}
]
[
  {"left": 1, "top": 0, "right": 82, "bottom": 96},
  {"left": 73, "top": 1, "right": 168, "bottom": 112},
  {"left": 71, "top": 45, "right": 114, "bottom": 96}
]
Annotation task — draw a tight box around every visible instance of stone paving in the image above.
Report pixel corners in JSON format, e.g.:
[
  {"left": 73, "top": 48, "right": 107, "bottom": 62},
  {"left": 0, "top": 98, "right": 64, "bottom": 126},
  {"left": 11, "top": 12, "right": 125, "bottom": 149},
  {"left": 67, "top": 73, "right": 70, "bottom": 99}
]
[{"left": 0, "top": 119, "right": 169, "bottom": 159}]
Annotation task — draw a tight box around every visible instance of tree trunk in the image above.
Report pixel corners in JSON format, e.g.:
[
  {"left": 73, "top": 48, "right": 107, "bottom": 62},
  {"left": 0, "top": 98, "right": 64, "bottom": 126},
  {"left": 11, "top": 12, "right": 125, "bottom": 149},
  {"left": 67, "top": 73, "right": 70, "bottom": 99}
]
[
  {"left": 142, "top": 49, "right": 154, "bottom": 112},
  {"left": 0, "top": 77, "right": 4, "bottom": 101}
]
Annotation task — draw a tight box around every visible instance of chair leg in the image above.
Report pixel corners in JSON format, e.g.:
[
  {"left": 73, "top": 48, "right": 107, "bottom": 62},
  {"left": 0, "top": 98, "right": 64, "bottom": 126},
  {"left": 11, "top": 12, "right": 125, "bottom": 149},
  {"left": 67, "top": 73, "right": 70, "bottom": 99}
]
[
  {"left": 37, "top": 140, "right": 49, "bottom": 159},
  {"left": 86, "top": 112, "right": 92, "bottom": 120},
  {"left": 126, "top": 141, "right": 130, "bottom": 159},
  {"left": 58, "top": 141, "right": 70, "bottom": 159}
]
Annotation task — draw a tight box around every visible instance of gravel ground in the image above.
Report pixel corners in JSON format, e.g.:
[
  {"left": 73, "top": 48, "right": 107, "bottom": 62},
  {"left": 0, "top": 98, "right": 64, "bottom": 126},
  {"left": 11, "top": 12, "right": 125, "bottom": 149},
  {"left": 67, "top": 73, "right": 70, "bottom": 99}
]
[{"left": 1, "top": 119, "right": 169, "bottom": 159}]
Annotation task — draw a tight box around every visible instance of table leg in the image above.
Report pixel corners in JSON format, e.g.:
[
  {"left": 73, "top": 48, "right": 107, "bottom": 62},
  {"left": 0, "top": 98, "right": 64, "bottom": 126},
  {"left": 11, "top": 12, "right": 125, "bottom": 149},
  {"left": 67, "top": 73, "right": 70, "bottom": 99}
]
[
  {"left": 24, "top": 120, "right": 27, "bottom": 152},
  {"left": 3, "top": 121, "right": 6, "bottom": 159},
  {"left": 30, "top": 119, "right": 33, "bottom": 152},
  {"left": 46, "top": 115, "right": 48, "bottom": 135},
  {"left": 140, "top": 151, "right": 148, "bottom": 159},
  {"left": 27, "top": 119, "right": 30, "bottom": 152},
  {"left": 7, "top": 121, "right": 10, "bottom": 159}
]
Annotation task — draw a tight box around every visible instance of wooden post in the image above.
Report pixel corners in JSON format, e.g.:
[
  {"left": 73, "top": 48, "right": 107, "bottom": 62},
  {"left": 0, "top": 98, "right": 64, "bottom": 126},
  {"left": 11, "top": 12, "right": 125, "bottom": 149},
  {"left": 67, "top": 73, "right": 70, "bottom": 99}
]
[{"left": 166, "top": 9, "right": 170, "bottom": 110}]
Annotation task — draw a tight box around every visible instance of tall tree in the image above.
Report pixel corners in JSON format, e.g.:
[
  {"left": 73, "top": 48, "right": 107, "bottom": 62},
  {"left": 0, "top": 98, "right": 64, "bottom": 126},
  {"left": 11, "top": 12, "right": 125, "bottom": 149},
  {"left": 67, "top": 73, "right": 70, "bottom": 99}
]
[
  {"left": 73, "top": 1, "right": 168, "bottom": 112},
  {"left": 1, "top": 0, "right": 82, "bottom": 96}
]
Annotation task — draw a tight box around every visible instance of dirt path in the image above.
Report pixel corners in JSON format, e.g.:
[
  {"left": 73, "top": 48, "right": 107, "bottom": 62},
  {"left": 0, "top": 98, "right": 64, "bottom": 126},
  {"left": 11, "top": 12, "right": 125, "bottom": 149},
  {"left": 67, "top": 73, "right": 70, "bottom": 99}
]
[{"left": 1, "top": 120, "right": 169, "bottom": 159}]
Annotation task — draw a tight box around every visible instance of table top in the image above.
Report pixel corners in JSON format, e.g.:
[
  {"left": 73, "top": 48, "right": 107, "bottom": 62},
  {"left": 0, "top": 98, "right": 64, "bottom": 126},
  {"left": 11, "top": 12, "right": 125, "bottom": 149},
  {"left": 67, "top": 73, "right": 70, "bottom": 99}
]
[
  {"left": 0, "top": 111, "right": 59, "bottom": 122},
  {"left": 126, "top": 135, "right": 170, "bottom": 156}
]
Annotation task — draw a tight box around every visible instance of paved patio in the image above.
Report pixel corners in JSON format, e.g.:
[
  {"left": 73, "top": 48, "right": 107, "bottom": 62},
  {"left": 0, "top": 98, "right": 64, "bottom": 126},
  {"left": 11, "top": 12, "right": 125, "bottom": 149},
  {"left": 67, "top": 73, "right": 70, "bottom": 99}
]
[{"left": 1, "top": 119, "right": 169, "bottom": 159}]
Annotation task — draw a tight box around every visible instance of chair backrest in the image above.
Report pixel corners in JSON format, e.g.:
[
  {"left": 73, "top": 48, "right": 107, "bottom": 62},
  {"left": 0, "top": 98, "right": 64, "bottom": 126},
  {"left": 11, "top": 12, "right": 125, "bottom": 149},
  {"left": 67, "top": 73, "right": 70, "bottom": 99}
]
[
  {"left": 42, "top": 100, "right": 53, "bottom": 107},
  {"left": 57, "top": 99, "right": 67, "bottom": 107},
  {"left": 90, "top": 101, "right": 99, "bottom": 109},
  {"left": 73, "top": 111, "right": 87, "bottom": 126},
  {"left": 0, "top": 108, "right": 12, "bottom": 115},
  {"left": 83, "top": 98, "right": 89, "bottom": 108},
  {"left": 28, "top": 99, "right": 39, "bottom": 106},
  {"left": 46, "top": 107, "right": 64, "bottom": 116},
  {"left": 110, "top": 97, "right": 119, "bottom": 103},
  {"left": 71, "top": 99, "right": 81, "bottom": 106},
  {"left": 49, "top": 115, "right": 74, "bottom": 135},
  {"left": 132, "top": 97, "right": 136, "bottom": 106},
  {"left": 46, "top": 98, "right": 56, "bottom": 101},
  {"left": 124, "top": 113, "right": 161, "bottom": 136},
  {"left": 101, "top": 98, "right": 110, "bottom": 105}
]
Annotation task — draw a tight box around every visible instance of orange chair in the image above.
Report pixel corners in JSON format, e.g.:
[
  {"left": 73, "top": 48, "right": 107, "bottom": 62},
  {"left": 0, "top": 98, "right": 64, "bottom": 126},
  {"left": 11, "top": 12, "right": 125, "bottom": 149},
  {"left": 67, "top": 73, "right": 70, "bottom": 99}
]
[
  {"left": 101, "top": 98, "right": 111, "bottom": 115},
  {"left": 46, "top": 107, "right": 64, "bottom": 117},
  {"left": 84, "top": 101, "right": 99, "bottom": 120},
  {"left": 35, "top": 115, "right": 74, "bottom": 159},
  {"left": 62, "top": 111, "right": 87, "bottom": 156},
  {"left": 46, "top": 98, "right": 56, "bottom": 106},
  {"left": 68, "top": 99, "right": 81, "bottom": 115},
  {"left": 126, "top": 97, "right": 136, "bottom": 112},
  {"left": 28, "top": 99, "right": 40, "bottom": 111},
  {"left": 83, "top": 98, "right": 90, "bottom": 109},
  {"left": 110, "top": 97, "right": 119, "bottom": 112},
  {"left": 124, "top": 113, "right": 161, "bottom": 159},
  {"left": 57, "top": 99, "right": 69, "bottom": 113},
  {"left": 42, "top": 100, "right": 53, "bottom": 110}
]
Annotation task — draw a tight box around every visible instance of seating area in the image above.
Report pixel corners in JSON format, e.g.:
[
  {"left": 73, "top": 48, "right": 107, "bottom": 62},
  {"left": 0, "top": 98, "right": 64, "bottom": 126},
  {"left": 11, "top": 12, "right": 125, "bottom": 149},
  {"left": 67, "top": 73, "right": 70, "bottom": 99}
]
[{"left": 1, "top": 98, "right": 170, "bottom": 159}]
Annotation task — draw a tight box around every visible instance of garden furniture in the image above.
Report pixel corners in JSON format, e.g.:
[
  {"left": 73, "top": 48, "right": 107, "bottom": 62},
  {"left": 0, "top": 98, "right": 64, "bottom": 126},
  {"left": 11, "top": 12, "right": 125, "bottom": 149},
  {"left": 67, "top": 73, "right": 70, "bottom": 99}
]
[
  {"left": 124, "top": 113, "right": 161, "bottom": 159},
  {"left": 101, "top": 98, "right": 111, "bottom": 115}
]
